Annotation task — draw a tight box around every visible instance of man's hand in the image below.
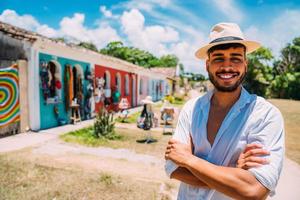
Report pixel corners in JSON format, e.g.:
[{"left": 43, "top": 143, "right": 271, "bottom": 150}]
[
  {"left": 237, "top": 143, "right": 270, "bottom": 170},
  {"left": 165, "top": 139, "right": 193, "bottom": 167}
]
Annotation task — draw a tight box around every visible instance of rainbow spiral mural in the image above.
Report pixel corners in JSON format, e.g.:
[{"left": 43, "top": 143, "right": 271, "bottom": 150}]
[{"left": 0, "top": 64, "right": 20, "bottom": 128}]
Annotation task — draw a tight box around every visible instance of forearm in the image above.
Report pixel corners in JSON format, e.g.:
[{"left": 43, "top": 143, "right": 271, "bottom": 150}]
[
  {"left": 185, "top": 156, "right": 269, "bottom": 200},
  {"left": 171, "top": 167, "right": 209, "bottom": 188}
]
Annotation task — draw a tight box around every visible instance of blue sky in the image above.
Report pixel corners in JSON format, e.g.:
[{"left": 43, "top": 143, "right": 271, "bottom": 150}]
[{"left": 1, "top": 0, "right": 300, "bottom": 74}]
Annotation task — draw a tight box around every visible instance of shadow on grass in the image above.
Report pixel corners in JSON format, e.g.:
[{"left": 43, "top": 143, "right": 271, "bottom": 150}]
[
  {"left": 136, "top": 138, "right": 158, "bottom": 144},
  {"left": 162, "top": 132, "right": 173, "bottom": 135}
]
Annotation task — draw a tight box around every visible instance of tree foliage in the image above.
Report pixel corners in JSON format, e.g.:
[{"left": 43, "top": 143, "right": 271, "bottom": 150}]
[
  {"left": 100, "top": 41, "right": 179, "bottom": 68},
  {"left": 78, "top": 42, "right": 98, "bottom": 52},
  {"left": 269, "top": 37, "right": 300, "bottom": 99},
  {"left": 244, "top": 37, "right": 300, "bottom": 100},
  {"left": 244, "top": 47, "right": 274, "bottom": 97}
]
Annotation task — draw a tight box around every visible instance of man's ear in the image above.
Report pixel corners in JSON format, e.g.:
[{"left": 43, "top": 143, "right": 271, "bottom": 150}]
[
  {"left": 206, "top": 60, "right": 209, "bottom": 72},
  {"left": 245, "top": 59, "right": 248, "bottom": 73}
]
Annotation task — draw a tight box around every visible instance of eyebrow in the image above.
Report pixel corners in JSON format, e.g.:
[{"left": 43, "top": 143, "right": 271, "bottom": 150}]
[
  {"left": 211, "top": 53, "right": 243, "bottom": 57},
  {"left": 231, "top": 53, "right": 243, "bottom": 57}
]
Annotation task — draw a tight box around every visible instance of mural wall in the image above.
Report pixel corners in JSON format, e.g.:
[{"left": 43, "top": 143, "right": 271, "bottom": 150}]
[
  {"left": 39, "top": 53, "right": 92, "bottom": 129},
  {"left": 0, "top": 64, "right": 20, "bottom": 136}
]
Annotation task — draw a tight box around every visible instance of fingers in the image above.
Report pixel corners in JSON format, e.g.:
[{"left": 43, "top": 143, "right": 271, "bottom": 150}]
[
  {"left": 244, "top": 148, "right": 270, "bottom": 158},
  {"left": 168, "top": 139, "right": 178, "bottom": 145},
  {"left": 165, "top": 149, "right": 171, "bottom": 160},
  {"left": 237, "top": 162, "right": 263, "bottom": 170},
  {"left": 243, "top": 143, "right": 263, "bottom": 153},
  {"left": 237, "top": 156, "right": 269, "bottom": 166}
]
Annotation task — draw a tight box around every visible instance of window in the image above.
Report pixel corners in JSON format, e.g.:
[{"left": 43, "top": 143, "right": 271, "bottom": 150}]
[
  {"left": 125, "top": 74, "right": 129, "bottom": 96},
  {"left": 104, "top": 71, "right": 111, "bottom": 89},
  {"left": 115, "top": 73, "right": 121, "bottom": 92},
  {"left": 139, "top": 78, "right": 143, "bottom": 95}
]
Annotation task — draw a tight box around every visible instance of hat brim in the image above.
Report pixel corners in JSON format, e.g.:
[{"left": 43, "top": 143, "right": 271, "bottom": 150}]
[{"left": 195, "top": 40, "right": 261, "bottom": 59}]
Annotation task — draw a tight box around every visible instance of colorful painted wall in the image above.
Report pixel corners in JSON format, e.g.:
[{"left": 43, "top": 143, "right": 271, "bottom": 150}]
[
  {"left": 94, "top": 64, "right": 138, "bottom": 111},
  {"left": 0, "top": 64, "right": 20, "bottom": 136},
  {"left": 39, "top": 53, "right": 91, "bottom": 130}
]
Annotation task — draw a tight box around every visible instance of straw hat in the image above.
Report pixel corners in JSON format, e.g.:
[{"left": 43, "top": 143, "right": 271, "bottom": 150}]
[
  {"left": 195, "top": 22, "right": 261, "bottom": 59},
  {"left": 141, "top": 96, "right": 154, "bottom": 104}
]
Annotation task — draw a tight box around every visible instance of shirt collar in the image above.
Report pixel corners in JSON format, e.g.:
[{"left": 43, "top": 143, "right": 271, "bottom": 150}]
[{"left": 200, "top": 86, "right": 253, "bottom": 111}]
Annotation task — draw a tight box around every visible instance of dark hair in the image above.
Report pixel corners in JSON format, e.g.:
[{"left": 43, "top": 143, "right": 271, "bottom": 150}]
[{"left": 207, "top": 43, "right": 246, "bottom": 58}]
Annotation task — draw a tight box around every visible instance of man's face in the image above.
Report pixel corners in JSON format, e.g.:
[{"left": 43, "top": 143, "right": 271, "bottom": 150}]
[{"left": 206, "top": 47, "right": 247, "bottom": 92}]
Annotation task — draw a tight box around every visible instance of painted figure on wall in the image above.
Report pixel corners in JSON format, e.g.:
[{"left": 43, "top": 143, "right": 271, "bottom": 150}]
[{"left": 0, "top": 64, "right": 20, "bottom": 135}]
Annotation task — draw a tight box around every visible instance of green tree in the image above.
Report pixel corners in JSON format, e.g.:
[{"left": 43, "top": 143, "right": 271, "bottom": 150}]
[
  {"left": 100, "top": 41, "right": 179, "bottom": 68},
  {"left": 159, "top": 54, "right": 179, "bottom": 67},
  {"left": 99, "top": 41, "right": 124, "bottom": 56},
  {"left": 270, "top": 37, "right": 300, "bottom": 99},
  {"left": 244, "top": 47, "right": 274, "bottom": 97},
  {"left": 78, "top": 42, "right": 98, "bottom": 52},
  {"left": 275, "top": 37, "right": 300, "bottom": 73},
  {"left": 54, "top": 37, "right": 67, "bottom": 43}
]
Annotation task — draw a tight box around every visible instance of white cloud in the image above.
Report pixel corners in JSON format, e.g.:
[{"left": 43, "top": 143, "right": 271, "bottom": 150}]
[
  {"left": 36, "top": 24, "right": 57, "bottom": 38},
  {"left": 100, "top": 6, "right": 112, "bottom": 18},
  {"left": 112, "top": 0, "right": 208, "bottom": 73},
  {"left": 0, "top": 9, "right": 58, "bottom": 38},
  {"left": 170, "top": 41, "right": 206, "bottom": 74},
  {"left": 60, "top": 13, "right": 89, "bottom": 41},
  {"left": 121, "top": 9, "right": 144, "bottom": 33},
  {"left": 212, "top": 0, "right": 244, "bottom": 22},
  {"left": 59, "top": 13, "right": 121, "bottom": 48},
  {"left": 120, "top": 9, "right": 179, "bottom": 55},
  {"left": 120, "top": 8, "right": 206, "bottom": 74},
  {"left": 0, "top": 9, "right": 121, "bottom": 49},
  {"left": 119, "top": 0, "right": 171, "bottom": 12},
  {"left": 245, "top": 10, "right": 300, "bottom": 58},
  {"left": 0, "top": 9, "right": 39, "bottom": 30}
]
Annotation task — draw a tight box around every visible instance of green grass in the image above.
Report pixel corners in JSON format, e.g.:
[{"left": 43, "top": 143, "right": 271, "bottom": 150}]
[
  {"left": 60, "top": 126, "right": 124, "bottom": 147},
  {"left": 60, "top": 126, "right": 172, "bottom": 157},
  {"left": 115, "top": 111, "right": 140, "bottom": 123},
  {"left": 173, "top": 98, "right": 185, "bottom": 105}
]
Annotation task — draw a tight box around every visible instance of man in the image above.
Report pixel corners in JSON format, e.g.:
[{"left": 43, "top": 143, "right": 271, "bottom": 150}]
[{"left": 165, "top": 23, "right": 284, "bottom": 199}]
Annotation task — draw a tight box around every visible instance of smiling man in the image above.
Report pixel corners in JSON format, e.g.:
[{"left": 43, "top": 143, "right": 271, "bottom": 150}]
[{"left": 165, "top": 23, "right": 285, "bottom": 200}]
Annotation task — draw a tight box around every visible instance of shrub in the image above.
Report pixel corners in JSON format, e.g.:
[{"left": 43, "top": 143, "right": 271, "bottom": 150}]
[
  {"left": 94, "top": 108, "right": 115, "bottom": 138},
  {"left": 163, "top": 95, "right": 175, "bottom": 103}
]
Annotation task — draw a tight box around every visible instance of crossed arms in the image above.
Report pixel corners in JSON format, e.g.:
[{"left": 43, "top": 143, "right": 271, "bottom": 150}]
[{"left": 165, "top": 141, "right": 270, "bottom": 200}]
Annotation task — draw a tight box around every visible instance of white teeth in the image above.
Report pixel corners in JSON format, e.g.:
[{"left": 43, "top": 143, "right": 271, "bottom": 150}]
[{"left": 219, "top": 74, "right": 234, "bottom": 79}]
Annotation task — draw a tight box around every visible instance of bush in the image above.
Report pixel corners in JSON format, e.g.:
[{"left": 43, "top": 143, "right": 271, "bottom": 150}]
[
  {"left": 163, "top": 95, "right": 175, "bottom": 103},
  {"left": 94, "top": 108, "right": 115, "bottom": 138}
]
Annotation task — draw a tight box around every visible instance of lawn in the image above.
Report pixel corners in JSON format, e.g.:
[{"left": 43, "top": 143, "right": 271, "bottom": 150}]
[
  {"left": 269, "top": 99, "right": 300, "bottom": 164},
  {"left": 0, "top": 152, "right": 161, "bottom": 200},
  {"left": 60, "top": 126, "right": 172, "bottom": 158}
]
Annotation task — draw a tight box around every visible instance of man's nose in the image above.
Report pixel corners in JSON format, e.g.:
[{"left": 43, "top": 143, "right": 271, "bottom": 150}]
[{"left": 221, "top": 58, "right": 233, "bottom": 69}]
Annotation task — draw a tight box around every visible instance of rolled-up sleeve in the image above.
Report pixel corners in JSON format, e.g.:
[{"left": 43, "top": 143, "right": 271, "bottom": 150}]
[
  {"left": 248, "top": 107, "right": 285, "bottom": 195},
  {"left": 165, "top": 100, "right": 193, "bottom": 177}
]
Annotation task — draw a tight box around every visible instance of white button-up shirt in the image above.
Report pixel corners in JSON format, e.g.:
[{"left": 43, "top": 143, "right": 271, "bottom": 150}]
[{"left": 165, "top": 88, "right": 285, "bottom": 200}]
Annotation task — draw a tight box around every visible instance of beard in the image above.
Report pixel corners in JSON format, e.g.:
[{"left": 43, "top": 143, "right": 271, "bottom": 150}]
[{"left": 208, "top": 70, "right": 246, "bottom": 92}]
